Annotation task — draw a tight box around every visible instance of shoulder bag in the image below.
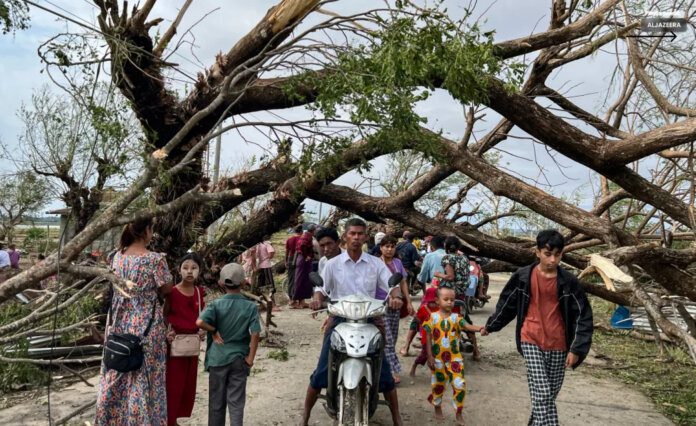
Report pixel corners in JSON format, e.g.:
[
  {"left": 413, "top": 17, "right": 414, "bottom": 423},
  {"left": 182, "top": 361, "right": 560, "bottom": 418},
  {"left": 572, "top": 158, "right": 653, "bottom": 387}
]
[
  {"left": 170, "top": 287, "right": 203, "bottom": 357},
  {"left": 103, "top": 296, "right": 157, "bottom": 373}
]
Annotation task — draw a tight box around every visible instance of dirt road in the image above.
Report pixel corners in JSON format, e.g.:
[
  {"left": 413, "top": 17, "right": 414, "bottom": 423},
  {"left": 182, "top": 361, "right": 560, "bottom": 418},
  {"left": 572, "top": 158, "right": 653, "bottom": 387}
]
[{"left": 0, "top": 274, "right": 673, "bottom": 425}]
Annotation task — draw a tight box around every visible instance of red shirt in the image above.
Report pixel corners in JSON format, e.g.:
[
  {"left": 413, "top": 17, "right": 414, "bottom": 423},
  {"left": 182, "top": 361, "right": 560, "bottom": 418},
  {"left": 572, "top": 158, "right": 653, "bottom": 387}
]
[
  {"left": 167, "top": 286, "right": 205, "bottom": 334},
  {"left": 285, "top": 235, "right": 301, "bottom": 260},
  {"left": 521, "top": 266, "right": 566, "bottom": 351},
  {"left": 416, "top": 303, "right": 439, "bottom": 342}
]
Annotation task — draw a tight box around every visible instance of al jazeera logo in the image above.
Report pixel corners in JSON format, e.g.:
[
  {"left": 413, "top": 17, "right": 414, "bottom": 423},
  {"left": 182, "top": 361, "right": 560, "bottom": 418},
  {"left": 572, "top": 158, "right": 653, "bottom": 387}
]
[{"left": 640, "top": 11, "right": 688, "bottom": 33}]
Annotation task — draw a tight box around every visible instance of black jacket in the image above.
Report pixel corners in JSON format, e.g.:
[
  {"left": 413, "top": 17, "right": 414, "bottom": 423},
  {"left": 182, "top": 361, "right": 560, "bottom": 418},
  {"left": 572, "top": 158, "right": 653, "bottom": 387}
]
[{"left": 485, "top": 263, "right": 593, "bottom": 369}]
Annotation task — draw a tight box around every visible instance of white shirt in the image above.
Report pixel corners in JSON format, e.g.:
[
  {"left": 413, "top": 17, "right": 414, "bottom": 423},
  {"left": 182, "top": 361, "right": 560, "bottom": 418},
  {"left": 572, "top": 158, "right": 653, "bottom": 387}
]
[
  {"left": 317, "top": 251, "right": 397, "bottom": 300},
  {"left": 0, "top": 250, "right": 10, "bottom": 268},
  {"left": 318, "top": 249, "right": 346, "bottom": 275}
]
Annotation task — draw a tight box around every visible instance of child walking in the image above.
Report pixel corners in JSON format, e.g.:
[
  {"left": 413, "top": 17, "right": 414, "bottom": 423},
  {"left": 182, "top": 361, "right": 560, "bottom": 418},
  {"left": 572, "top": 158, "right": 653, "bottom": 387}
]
[
  {"left": 423, "top": 285, "right": 484, "bottom": 425},
  {"left": 197, "top": 263, "right": 261, "bottom": 426},
  {"left": 409, "top": 286, "right": 438, "bottom": 377}
]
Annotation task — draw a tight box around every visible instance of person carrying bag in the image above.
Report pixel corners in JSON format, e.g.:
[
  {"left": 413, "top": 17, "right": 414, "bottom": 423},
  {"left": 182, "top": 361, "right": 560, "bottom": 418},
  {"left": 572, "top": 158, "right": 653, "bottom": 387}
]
[
  {"left": 165, "top": 253, "right": 207, "bottom": 426},
  {"left": 169, "top": 286, "right": 203, "bottom": 357}
]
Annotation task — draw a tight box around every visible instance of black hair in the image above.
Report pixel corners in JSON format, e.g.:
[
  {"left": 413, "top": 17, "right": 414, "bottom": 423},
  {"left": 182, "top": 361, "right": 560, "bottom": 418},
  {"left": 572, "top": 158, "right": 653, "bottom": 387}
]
[
  {"left": 315, "top": 227, "right": 340, "bottom": 242},
  {"left": 430, "top": 235, "right": 445, "bottom": 250},
  {"left": 294, "top": 224, "right": 303, "bottom": 233},
  {"left": 38, "top": 253, "right": 46, "bottom": 260},
  {"left": 436, "top": 284, "right": 455, "bottom": 298},
  {"left": 536, "top": 229, "right": 565, "bottom": 251},
  {"left": 380, "top": 235, "right": 398, "bottom": 246},
  {"left": 178, "top": 252, "right": 205, "bottom": 270},
  {"left": 444, "top": 236, "right": 461, "bottom": 254},
  {"left": 344, "top": 217, "right": 367, "bottom": 229},
  {"left": 119, "top": 217, "right": 153, "bottom": 252}
]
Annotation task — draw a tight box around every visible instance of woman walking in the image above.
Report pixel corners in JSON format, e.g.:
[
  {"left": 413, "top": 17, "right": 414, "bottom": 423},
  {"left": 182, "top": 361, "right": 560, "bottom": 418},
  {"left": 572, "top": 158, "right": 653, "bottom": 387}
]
[
  {"left": 379, "top": 235, "right": 414, "bottom": 384},
  {"left": 95, "top": 218, "right": 172, "bottom": 425},
  {"left": 291, "top": 225, "right": 315, "bottom": 308},
  {"left": 165, "top": 253, "right": 206, "bottom": 426}
]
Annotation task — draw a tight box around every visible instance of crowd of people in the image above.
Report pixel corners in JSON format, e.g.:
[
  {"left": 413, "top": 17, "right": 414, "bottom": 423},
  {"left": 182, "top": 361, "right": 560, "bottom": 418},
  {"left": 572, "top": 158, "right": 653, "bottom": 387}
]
[{"left": 93, "top": 216, "right": 593, "bottom": 426}]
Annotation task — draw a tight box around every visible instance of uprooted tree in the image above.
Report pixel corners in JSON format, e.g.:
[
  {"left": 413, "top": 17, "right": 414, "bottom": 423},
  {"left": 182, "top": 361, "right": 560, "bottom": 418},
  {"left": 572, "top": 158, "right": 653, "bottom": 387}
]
[{"left": 1, "top": 0, "right": 696, "bottom": 364}]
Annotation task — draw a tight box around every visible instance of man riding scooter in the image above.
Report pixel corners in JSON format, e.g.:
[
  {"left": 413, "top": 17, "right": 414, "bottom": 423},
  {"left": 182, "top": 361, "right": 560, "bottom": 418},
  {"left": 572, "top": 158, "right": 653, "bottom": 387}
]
[{"left": 301, "top": 218, "right": 405, "bottom": 426}]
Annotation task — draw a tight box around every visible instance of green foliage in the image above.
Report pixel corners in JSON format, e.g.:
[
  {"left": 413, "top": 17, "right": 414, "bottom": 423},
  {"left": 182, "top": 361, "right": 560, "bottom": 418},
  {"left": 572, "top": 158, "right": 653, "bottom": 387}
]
[
  {"left": 588, "top": 298, "right": 696, "bottom": 425},
  {"left": 285, "top": 1, "right": 524, "bottom": 175},
  {"left": 0, "top": 172, "right": 51, "bottom": 243},
  {"left": 0, "top": 340, "right": 48, "bottom": 393},
  {"left": 267, "top": 348, "right": 289, "bottom": 361},
  {"left": 21, "top": 227, "right": 50, "bottom": 253},
  {"left": 0, "top": 302, "right": 48, "bottom": 393},
  {"left": 0, "top": 0, "right": 29, "bottom": 34}
]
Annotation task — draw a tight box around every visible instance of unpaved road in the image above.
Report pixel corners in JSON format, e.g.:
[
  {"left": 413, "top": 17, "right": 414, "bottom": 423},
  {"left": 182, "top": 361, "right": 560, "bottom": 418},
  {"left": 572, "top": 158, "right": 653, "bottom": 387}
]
[{"left": 0, "top": 274, "right": 673, "bottom": 425}]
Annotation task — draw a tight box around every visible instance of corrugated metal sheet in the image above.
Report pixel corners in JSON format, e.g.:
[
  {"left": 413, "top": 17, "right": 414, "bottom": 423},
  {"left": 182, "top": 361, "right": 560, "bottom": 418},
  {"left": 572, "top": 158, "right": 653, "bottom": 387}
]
[{"left": 629, "top": 298, "right": 696, "bottom": 333}]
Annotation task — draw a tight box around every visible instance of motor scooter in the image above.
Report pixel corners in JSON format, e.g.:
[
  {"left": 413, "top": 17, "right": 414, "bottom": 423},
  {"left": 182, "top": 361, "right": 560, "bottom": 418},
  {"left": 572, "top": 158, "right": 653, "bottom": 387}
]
[{"left": 309, "top": 272, "right": 403, "bottom": 426}]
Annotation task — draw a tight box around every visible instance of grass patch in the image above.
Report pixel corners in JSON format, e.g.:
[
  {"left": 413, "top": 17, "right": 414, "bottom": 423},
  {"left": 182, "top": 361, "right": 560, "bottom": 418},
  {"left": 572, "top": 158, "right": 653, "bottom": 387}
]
[
  {"left": 586, "top": 297, "right": 696, "bottom": 425},
  {"left": 267, "top": 348, "right": 289, "bottom": 361}
]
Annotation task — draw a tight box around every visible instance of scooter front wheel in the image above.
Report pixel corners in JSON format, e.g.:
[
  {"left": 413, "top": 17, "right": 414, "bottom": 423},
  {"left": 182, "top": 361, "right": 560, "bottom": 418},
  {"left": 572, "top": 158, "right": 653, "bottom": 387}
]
[{"left": 339, "top": 381, "right": 367, "bottom": 426}]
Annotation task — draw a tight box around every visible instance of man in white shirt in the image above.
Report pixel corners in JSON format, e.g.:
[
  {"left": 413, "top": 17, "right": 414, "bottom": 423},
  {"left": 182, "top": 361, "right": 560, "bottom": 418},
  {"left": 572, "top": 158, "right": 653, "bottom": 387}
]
[{"left": 302, "top": 218, "right": 404, "bottom": 426}]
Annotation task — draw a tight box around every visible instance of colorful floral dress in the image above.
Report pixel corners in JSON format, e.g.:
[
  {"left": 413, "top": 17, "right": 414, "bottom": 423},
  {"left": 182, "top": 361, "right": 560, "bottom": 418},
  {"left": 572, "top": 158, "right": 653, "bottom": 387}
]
[
  {"left": 440, "top": 254, "right": 470, "bottom": 296},
  {"left": 422, "top": 311, "right": 468, "bottom": 413},
  {"left": 95, "top": 251, "right": 172, "bottom": 426}
]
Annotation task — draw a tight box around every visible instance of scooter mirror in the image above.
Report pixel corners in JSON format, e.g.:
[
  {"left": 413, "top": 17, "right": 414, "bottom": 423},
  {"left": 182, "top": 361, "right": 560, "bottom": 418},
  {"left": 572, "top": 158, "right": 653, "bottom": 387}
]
[
  {"left": 388, "top": 273, "right": 403, "bottom": 288},
  {"left": 309, "top": 271, "right": 323, "bottom": 288}
]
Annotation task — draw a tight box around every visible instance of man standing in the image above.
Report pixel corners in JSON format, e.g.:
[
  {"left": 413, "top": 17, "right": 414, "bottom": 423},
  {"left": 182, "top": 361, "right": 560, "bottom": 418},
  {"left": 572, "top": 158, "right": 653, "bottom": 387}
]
[
  {"left": 396, "top": 231, "right": 421, "bottom": 291},
  {"left": 482, "top": 230, "right": 593, "bottom": 426},
  {"left": 284, "top": 225, "right": 303, "bottom": 300},
  {"left": 315, "top": 227, "right": 343, "bottom": 274},
  {"left": 302, "top": 218, "right": 404, "bottom": 426},
  {"left": 7, "top": 244, "right": 20, "bottom": 269},
  {"left": 417, "top": 235, "right": 446, "bottom": 286}
]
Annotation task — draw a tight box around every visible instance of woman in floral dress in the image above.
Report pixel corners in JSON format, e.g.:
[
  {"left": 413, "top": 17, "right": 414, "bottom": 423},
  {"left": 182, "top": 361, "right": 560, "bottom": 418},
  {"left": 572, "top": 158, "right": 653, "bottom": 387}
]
[{"left": 96, "top": 218, "right": 173, "bottom": 425}]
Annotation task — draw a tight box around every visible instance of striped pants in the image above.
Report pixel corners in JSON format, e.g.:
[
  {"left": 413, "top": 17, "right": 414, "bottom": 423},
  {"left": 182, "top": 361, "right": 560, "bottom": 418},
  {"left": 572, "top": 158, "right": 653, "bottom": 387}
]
[
  {"left": 384, "top": 308, "right": 401, "bottom": 374},
  {"left": 521, "top": 342, "right": 567, "bottom": 426}
]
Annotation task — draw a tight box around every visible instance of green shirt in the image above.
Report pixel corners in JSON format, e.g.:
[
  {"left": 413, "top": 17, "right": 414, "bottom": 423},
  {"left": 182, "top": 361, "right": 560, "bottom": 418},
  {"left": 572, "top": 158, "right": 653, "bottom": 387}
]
[{"left": 198, "top": 293, "right": 261, "bottom": 370}]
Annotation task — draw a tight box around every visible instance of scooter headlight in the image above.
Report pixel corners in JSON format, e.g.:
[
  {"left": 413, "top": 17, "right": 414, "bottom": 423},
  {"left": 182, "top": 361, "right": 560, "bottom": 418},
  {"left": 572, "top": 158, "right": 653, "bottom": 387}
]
[
  {"left": 330, "top": 331, "right": 346, "bottom": 352},
  {"left": 367, "top": 333, "right": 382, "bottom": 354}
]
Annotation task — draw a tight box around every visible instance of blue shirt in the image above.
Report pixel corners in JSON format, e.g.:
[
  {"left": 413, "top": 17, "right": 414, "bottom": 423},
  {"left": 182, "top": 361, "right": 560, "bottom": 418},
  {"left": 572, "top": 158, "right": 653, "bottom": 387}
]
[
  {"left": 396, "top": 241, "right": 420, "bottom": 269},
  {"left": 418, "top": 248, "right": 445, "bottom": 284}
]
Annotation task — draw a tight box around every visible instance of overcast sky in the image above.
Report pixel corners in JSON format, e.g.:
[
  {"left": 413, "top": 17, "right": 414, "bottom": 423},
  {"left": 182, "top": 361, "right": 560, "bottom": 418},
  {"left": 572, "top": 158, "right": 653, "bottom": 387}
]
[{"left": 0, "top": 1, "right": 671, "bottom": 220}]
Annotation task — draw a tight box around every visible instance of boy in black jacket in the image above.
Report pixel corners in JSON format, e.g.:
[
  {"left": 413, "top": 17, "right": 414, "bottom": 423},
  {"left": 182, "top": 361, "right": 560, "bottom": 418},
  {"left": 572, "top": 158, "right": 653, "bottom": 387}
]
[{"left": 482, "top": 230, "right": 593, "bottom": 426}]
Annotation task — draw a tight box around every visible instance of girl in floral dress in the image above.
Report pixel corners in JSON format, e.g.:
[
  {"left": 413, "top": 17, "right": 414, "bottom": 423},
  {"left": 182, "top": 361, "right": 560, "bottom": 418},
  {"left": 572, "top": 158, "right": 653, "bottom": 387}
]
[
  {"left": 95, "top": 218, "right": 173, "bottom": 425},
  {"left": 165, "top": 253, "right": 206, "bottom": 426},
  {"left": 423, "top": 286, "right": 484, "bottom": 425},
  {"left": 434, "top": 236, "right": 481, "bottom": 360}
]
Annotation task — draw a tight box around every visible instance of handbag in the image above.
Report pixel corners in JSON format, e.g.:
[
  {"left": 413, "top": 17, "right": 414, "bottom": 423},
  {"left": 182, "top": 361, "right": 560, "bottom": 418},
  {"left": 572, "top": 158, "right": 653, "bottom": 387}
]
[
  {"left": 103, "top": 296, "right": 157, "bottom": 373},
  {"left": 170, "top": 287, "right": 202, "bottom": 357}
]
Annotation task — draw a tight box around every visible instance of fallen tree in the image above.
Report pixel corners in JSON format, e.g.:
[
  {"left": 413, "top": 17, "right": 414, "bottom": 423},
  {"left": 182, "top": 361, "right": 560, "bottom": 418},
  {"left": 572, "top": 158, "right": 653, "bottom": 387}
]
[{"left": 1, "top": 0, "right": 695, "bottom": 366}]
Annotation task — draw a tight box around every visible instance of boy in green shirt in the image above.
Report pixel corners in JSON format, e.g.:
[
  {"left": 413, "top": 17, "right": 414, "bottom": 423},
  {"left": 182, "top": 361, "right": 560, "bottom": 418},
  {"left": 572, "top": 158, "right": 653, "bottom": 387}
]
[{"left": 197, "top": 262, "right": 261, "bottom": 426}]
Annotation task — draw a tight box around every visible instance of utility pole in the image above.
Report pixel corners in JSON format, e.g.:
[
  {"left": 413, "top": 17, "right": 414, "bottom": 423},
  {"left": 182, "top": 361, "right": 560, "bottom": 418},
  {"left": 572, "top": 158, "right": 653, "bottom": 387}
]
[
  {"left": 365, "top": 176, "right": 379, "bottom": 197},
  {"left": 207, "top": 124, "right": 222, "bottom": 243}
]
